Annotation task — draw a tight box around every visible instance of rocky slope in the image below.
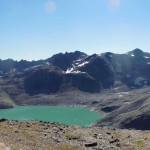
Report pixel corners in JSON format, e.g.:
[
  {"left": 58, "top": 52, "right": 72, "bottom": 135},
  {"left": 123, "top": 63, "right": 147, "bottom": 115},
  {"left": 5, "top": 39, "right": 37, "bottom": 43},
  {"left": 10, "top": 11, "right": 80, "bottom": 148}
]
[
  {"left": 0, "top": 120, "right": 150, "bottom": 150},
  {"left": 0, "top": 88, "right": 15, "bottom": 109},
  {"left": 0, "top": 48, "right": 150, "bottom": 130},
  {"left": 93, "top": 85, "right": 150, "bottom": 130}
]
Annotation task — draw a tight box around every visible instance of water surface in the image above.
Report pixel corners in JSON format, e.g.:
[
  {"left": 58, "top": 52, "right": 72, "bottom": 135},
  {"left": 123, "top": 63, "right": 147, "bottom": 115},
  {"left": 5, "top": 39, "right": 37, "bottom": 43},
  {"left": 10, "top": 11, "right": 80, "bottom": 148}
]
[{"left": 0, "top": 106, "right": 102, "bottom": 126}]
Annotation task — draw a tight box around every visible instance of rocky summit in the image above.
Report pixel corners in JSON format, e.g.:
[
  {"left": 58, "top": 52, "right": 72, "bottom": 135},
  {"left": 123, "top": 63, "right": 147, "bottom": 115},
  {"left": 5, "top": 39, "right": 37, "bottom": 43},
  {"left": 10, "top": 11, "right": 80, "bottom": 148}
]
[{"left": 0, "top": 48, "right": 150, "bottom": 130}]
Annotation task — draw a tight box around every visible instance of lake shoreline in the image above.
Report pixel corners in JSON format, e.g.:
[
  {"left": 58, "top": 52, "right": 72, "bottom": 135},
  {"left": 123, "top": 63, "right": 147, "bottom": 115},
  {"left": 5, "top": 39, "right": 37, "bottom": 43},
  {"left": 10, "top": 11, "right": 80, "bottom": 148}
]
[{"left": 0, "top": 105, "right": 103, "bottom": 126}]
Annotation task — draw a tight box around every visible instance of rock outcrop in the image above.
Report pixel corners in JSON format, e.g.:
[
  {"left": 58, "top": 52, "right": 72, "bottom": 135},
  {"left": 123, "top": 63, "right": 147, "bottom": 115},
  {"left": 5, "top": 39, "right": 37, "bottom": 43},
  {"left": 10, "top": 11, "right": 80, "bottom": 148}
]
[{"left": 0, "top": 88, "right": 15, "bottom": 109}]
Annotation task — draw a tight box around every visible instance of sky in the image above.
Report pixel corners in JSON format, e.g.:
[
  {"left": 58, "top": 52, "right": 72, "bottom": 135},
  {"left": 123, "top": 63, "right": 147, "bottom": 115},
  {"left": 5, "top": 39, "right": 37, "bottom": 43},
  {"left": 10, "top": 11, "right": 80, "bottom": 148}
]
[{"left": 0, "top": 0, "right": 150, "bottom": 61}]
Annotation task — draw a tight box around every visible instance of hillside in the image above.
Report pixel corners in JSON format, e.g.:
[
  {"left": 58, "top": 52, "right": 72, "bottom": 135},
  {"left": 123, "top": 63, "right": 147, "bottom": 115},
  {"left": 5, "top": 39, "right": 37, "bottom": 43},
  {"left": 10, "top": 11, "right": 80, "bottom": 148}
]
[{"left": 0, "top": 120, "right": 150, "bottom": 150}]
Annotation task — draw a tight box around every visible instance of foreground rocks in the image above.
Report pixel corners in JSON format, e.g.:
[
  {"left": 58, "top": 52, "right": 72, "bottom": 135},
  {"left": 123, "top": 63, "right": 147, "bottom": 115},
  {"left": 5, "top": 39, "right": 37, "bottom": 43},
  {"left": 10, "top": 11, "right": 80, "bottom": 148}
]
[{"left": 0, "top": 120, "right": 150, "bottom": 150}]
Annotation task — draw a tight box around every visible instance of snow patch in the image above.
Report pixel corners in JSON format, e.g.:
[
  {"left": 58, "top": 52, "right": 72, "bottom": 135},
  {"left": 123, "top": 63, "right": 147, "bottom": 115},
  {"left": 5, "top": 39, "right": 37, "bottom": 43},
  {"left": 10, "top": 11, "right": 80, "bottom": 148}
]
[
  {"left": 114, "top": 87, "right": 119, "bottom": 90},
  {"left": 124, "top": 102, "right": 131, "bottom": 104},
  {"left": 144, "top": 56, "right": 149, "bottom": 59},
  {"left": 118, "top": 95, "right": 123, "bottom": 98},
  {"left": 75, "top": 62, "right": 79, "bottom": 65},
  {"left": 66, "top": 67, "right": 85, "bottom": 74},
  {"left": 116, "top": 92, "right": 129, "bottom": 95},
  {"left": 66, "top": 68, "right": 74, "bottom": 73},
  {"left": 78, "top": 61, "right": 89, "bottom": 67},
  {"left": 45, "top": 62, "right": 50, "bottom": 65},
  {"left": 75, "top": 58, "right": 83, "bottom": 62},
  {"left": 71, "top": 70, "right": 83, "bottom": 74},
  {"left": 25, "top": 65, "right": 41, "bottom": 71}
]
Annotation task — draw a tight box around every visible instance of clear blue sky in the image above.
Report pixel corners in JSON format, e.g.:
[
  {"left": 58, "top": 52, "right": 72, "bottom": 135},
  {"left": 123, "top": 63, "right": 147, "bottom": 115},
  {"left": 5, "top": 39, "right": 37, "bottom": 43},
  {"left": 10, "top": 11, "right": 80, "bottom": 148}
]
[{"left": 0, "top": 0, "right": 150, "bottom": 60}]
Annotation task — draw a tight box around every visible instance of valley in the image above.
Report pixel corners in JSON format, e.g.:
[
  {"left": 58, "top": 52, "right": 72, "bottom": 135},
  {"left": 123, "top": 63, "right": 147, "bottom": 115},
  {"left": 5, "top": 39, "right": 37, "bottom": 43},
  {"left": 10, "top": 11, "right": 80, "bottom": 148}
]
[{"left": 0, "top": 48, "right": 150, "bottom": 130}]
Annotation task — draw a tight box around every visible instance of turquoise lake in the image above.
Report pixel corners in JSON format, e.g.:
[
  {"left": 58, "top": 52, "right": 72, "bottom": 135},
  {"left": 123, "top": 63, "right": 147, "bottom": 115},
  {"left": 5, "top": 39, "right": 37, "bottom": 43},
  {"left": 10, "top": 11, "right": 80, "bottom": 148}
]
[{"left": 0, "top": 106, "right": 102, "bottom": 126}]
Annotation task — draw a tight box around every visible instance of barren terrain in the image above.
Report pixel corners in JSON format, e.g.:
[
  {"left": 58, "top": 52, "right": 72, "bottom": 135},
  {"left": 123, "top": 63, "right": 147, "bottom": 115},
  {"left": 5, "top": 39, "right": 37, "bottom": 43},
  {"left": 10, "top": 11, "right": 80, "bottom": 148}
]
[{"left": 0, "top": 120, "right": 150, "bottom": 150}]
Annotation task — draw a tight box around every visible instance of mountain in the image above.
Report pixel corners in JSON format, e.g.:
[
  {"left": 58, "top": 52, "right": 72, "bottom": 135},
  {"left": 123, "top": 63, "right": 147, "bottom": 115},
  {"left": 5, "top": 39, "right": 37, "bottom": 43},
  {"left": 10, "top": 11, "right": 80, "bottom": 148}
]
[
  {"left": 1, "top": 48, "right": 150, "bottom": 88},
  {"left": 0, "top": 48, "right": 150, "bottom": 130},
  {"left": 46, "top": 51, "right": 87, "bottom": 71}
]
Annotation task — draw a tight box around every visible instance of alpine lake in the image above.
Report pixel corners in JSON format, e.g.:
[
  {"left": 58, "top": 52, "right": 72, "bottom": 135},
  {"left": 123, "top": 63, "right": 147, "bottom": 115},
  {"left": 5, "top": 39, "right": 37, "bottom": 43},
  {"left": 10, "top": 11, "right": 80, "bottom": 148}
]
[{"left": 0, "top": 106, "right": 102, "bottom": 126}]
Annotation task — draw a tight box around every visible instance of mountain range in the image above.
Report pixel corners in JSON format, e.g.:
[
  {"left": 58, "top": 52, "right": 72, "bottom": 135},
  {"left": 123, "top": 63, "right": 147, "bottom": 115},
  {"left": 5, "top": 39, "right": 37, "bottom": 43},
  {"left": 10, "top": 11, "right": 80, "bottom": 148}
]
[{"left": 0, "top": 48, "right": 150, "bottom": 130}]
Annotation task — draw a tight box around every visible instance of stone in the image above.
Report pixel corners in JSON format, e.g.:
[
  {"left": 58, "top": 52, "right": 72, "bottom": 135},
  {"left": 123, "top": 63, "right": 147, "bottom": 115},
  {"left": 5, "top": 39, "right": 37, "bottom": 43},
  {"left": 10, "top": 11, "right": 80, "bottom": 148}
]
[
  {"left": 51, "top": 136, "right": 62, "bottom": 142},
  {"left": 0, "top": 118, "right": 7, "bottom": 122},
  {"left": 0, "top": 143, "right": 6, "bottom": 149},
  {"left": 93, "top": 133, "right": 98, "bottom": 138},
  {"left": 0, "top": 143, "right": 11, "bottom": 150},
  {"left": 84, "top": 142, "right": 97, "bottom": 147},
  {"left": 109, "top": 138, "right": 119, "bottom": 143}
]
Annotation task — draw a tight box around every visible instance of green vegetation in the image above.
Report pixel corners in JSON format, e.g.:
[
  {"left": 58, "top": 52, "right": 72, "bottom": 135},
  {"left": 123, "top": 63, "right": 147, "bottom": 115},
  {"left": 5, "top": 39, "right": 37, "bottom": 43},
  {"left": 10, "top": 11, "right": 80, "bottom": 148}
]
[
  {"left": 133, "top": 140, "right": 145, "bottom": 147},
  {"left": 127, "top": 147, "right": 135, "bottom": 150},
  {"left": 133, "top": 140, "right": 145, "bottom": 149},
  {"left": 127, "top": 140, "right": 145, "bottom": 150},
  {"left": 57, "top": 144, "right": 79, "bottom": 150},
  {"left": 65, "top": 132, "right": 80, "bottom": 140}
]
